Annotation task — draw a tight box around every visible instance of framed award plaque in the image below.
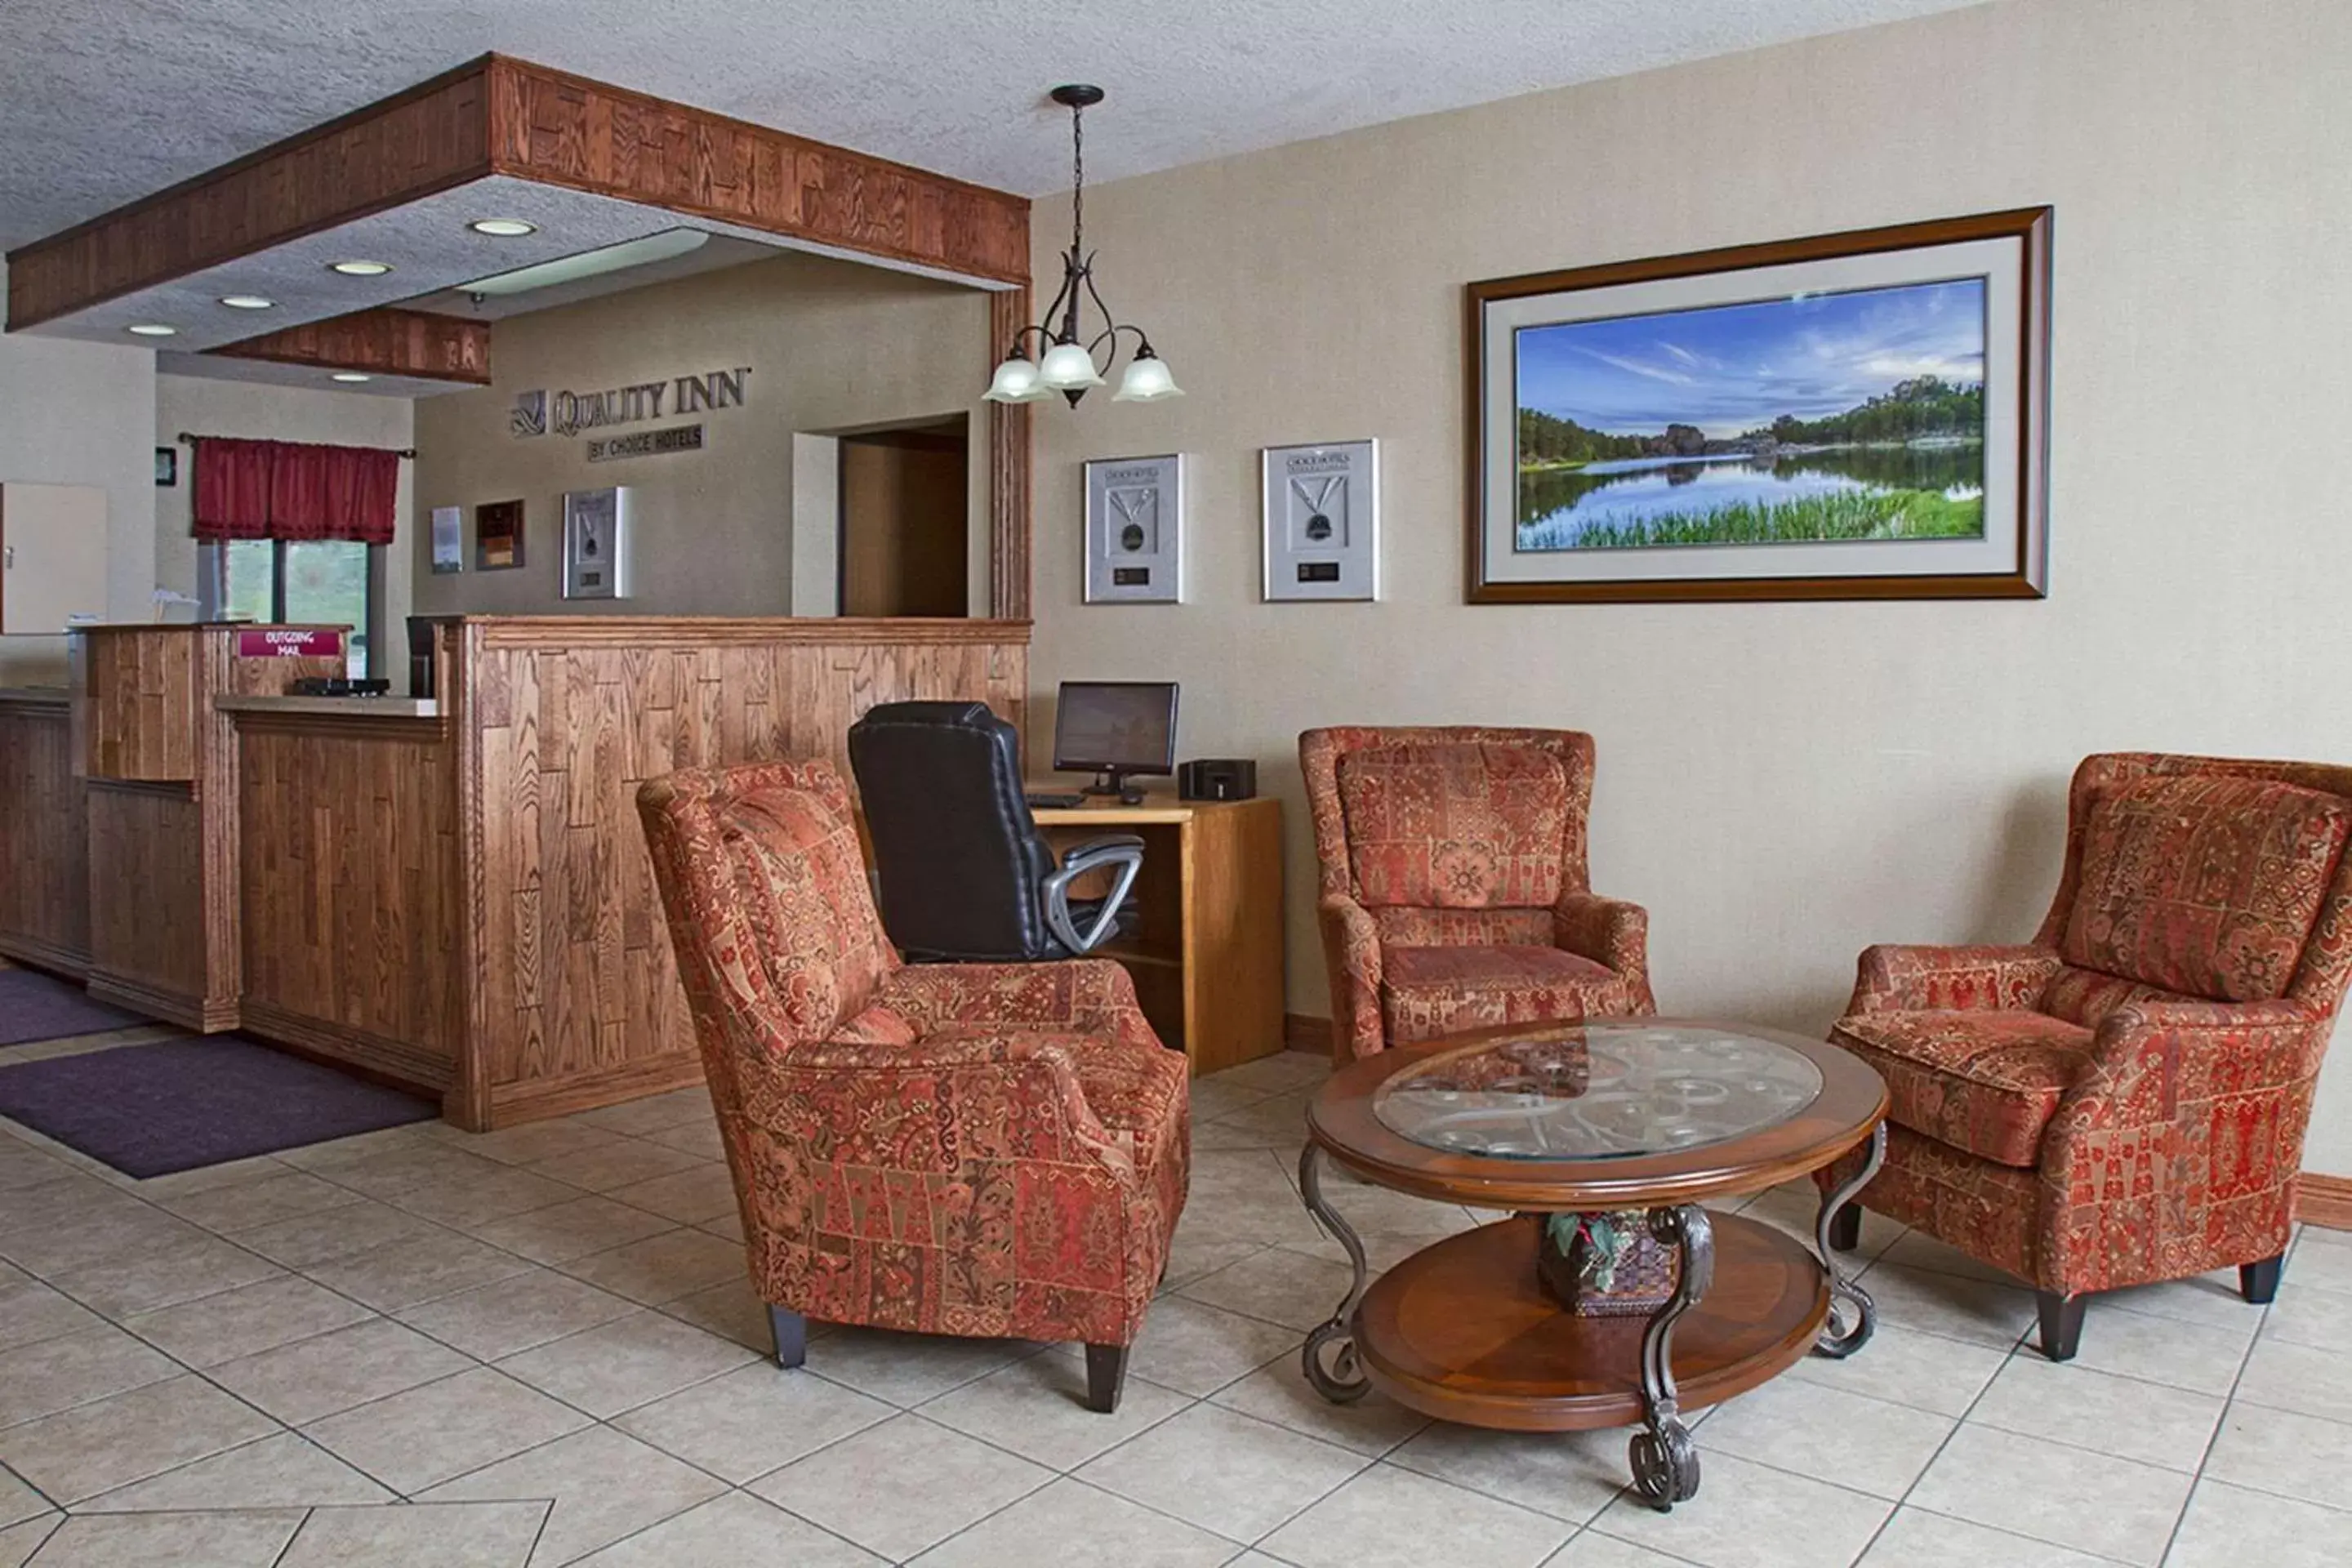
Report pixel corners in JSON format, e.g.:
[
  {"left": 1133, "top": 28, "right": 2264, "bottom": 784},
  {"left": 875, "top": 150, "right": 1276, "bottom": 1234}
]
[
  {"left": 1263, "top": 439, "right": 1379, "bottom": 601},
  {"left": 1083, "top": 453, "right": 1184, "bottom": 604}
]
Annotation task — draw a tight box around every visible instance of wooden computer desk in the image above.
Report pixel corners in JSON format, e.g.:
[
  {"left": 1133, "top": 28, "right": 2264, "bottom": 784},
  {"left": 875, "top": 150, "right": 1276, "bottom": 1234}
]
[{"left": 1029, "top": 792, "right": 1284, "bottom": 1076}]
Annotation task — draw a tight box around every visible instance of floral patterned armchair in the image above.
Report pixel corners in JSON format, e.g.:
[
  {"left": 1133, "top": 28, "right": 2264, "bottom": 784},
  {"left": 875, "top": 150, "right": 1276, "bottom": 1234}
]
[
  {"left": 636, "top": 760, "right": 1188, "bottom": 1412},
  {"left": 1299, "top": 726, "right": 1655, "bottom": 1063},
  {"left": 1822, "top": 752, "right": 2352, "bottom": 1361}
]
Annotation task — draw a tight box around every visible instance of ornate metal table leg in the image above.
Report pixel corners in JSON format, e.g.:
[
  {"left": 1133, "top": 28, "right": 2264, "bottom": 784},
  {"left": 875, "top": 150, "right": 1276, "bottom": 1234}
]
[
  {"left": 1812, "top": 1121, "right": 1886, "bottom": 1360},
  {"left": 1297, "top": 1143, "right": 1371, "bottom": 1403},
  {"left": 1629, "top": 1204, "right": 1714, "bottom": 1511}
]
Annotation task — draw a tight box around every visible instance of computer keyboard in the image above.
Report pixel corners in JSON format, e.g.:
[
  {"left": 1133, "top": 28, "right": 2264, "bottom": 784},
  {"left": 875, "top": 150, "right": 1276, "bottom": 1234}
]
[{"left": 1024, "top": 791, "right": 1086, "bottom": 809}]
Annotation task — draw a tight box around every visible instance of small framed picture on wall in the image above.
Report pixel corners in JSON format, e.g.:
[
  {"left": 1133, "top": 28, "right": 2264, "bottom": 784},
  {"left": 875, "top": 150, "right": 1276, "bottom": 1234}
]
[
  {"left": 429, "top": 506, "right": 464, "bottom": 574},
  {"left": 1263, "top": 439, "right": 1379, "bottom": 601},
  {"left": 1083, "top": 453, "right": 1184, "bottom": 604},
  {"left": 474, "top": 499, "right": 524, "bottom": 571},
  {"left": 562, "top": 487, "right": 632, "bottom": 600}
]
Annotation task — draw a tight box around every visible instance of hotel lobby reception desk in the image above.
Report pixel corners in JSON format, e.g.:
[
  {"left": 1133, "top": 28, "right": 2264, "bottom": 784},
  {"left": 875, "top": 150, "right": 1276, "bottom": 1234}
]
[{"left": 225, "top": 616, "right": 1030, "bottom": 1130}]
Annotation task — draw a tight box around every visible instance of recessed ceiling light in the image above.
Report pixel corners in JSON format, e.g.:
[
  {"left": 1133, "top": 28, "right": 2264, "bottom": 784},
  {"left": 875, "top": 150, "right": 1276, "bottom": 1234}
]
[
  {"left": 218, "top": 295, "right": 275, "bottom": 310},
  {"left": 468, "top": 218, "right": 538, "bottom": 238},
  {"left": 328, "top": 260, "right": 394, "bottom": 277},
  {"left": 126, "top": 323, "right": 176, "bottom": 336},
  {"left": 331, "top": 372, "right": 373, "bottom": 383}
]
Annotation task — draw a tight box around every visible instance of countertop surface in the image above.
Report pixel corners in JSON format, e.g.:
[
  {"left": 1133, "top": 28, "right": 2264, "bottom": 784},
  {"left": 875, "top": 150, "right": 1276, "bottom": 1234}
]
[{"left": 216, "top": 694, "right": 439, "bottom": 719}]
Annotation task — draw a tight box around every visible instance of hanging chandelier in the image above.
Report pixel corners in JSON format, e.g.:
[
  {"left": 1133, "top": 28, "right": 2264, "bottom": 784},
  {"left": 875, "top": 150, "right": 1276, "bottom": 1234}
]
[{"left": 983, "top": 85, "right": 1183, "bottom": 408}]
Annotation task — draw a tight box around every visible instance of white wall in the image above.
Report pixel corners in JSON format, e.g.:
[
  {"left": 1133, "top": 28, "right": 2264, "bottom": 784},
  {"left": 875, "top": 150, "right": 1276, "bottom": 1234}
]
[
  {"left": 1024, "top": 0, "right": 2352, "bottom": 1166},
  {"left": 154, "top": 375, "right": 417, "bottom": 662},
  {"left": 0, "top": 259, "right": 157, "bottom": 684}
]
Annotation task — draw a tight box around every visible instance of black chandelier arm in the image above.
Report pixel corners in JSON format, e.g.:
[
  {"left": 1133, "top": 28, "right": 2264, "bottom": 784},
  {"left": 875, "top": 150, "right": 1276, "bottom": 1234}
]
[
  {"left": 1085, "top": 321, "right": 1152, "bottom": 359},
  {"left": 1001, "top": 323, "right": 1061, "bottom": 359}
]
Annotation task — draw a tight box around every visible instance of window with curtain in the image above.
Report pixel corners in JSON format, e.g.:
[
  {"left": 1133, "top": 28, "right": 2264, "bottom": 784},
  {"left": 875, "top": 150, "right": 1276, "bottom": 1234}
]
[
  {"left": 208, "top": 541, "right": 372, "bottom": 679},
  {"left": 192, "top": 437, "right": 397, "bottom": 681}
]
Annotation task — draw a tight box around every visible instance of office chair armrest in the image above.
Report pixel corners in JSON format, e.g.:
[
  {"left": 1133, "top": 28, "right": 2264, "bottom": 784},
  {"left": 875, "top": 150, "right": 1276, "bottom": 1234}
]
[{"left": 1044, "top": 835, "right": 1147, "bottom": 955}]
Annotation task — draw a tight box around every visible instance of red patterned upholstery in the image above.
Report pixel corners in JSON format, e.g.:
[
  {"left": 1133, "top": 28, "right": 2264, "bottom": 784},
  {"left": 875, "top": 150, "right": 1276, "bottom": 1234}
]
[
  {"left": 1382, "top": 946, "right": 1633, "bottom": 1045},
  {"left": 638, "top": 760, "right": 1188, "bottom": 1348},
  {"left": 1302, "top": 726, "right": 1654, "bottom": 1062},
  {"left": 1832, "top": 1009, "right": 2096, "bottom": 1168},
  {"left": 1823, "top": 751, "right": 2352, "bottom": 1301},
  {"left": 1335, "top": 743, "right": 1570, "bottom": 907},
  {"left": 2059, "top": 775, "right": 2349, "bottom": 1001}
]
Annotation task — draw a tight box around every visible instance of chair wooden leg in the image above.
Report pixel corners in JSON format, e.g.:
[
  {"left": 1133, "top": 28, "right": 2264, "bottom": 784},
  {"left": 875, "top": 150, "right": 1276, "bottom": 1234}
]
[
  {"left": 2036, "top": 1290, "right": 2085, "bottom": 1361},
  {"left": 1084, "top": 1343, "right": 1129, "bottom": 1414},
  {"left": 2240, "top": 1254, "right": 2284, "bottom": 1304},
  {"left": 1826, "top": 1201, "right": 1863, "bottom": 1253},
  {"left": 768, "top": 1305, "right": 806, "bottom": 1370}
]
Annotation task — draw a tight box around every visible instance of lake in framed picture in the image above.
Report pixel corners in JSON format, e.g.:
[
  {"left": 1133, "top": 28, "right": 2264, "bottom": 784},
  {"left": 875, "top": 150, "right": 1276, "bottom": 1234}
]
[{"left": 1467, "top": 207, "right": 2050, "bottom": 603}]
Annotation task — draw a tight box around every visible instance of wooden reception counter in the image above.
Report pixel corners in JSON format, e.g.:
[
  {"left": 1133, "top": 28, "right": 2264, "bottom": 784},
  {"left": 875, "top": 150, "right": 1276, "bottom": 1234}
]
[
  {"left": 223, "top": 616, "right": 1030, "bottom": 1129},
  {"left": 0, "top": 626, "right": 348, "bottom": 1022}
]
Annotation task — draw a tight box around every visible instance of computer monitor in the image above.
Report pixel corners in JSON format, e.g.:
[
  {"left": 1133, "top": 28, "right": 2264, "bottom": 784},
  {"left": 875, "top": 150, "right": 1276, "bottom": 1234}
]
[{"left": 1053, "top": 681, "right": 1178, "bottom": 804}]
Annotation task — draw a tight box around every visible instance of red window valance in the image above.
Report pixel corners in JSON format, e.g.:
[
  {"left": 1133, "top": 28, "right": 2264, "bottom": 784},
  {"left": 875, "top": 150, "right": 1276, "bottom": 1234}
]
[{"left": 192, "top": 439, "right": 399, "bottom": 545}]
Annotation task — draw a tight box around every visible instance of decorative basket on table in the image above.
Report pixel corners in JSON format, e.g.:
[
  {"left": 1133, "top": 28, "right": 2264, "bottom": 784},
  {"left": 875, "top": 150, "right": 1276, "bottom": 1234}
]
[{"left": 1539, "top": 1210, "right": 1679, "bottom": 1316}]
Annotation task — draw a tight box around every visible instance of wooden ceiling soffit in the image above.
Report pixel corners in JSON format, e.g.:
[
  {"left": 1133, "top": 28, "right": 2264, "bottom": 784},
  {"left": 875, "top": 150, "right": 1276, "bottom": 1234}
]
[
  {"left": 6, "top": 61, "right": 494, "bottom": 330},
  {"left": 6, "top": 54, "right": 1029, "bottom": 332},
  {"left": 212, "top": 306, "right": 492, "bottom": 384}
]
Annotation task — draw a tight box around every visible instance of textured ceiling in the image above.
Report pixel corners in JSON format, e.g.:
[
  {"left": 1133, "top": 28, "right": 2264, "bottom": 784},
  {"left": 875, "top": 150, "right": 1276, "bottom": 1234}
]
[{"left": 0, "top": 0, "right": 1988, "bottom": 253}]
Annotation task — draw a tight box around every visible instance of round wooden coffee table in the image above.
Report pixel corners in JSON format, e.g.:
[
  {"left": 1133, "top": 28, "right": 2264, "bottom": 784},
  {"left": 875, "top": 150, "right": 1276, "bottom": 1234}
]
[{"left": 1297, "top": 1018, "right": 1887, "bottom": 1511}]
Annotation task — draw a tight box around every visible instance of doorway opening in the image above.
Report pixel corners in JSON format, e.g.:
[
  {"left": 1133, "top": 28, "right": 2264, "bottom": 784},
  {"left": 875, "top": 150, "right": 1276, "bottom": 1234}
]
[{"left": 835, "top": 415, "right": 969, "bottom": 617}]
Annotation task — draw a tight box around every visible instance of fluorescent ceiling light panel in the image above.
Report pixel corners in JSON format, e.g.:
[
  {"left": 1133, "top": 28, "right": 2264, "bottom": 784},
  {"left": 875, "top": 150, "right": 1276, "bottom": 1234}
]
[{"left": 458, "top": 229, "right": 710, "bottom": 297}]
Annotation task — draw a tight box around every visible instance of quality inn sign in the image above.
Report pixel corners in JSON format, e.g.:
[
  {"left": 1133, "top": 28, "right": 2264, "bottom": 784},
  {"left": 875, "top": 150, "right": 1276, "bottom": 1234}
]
[{"left": 512, "top": 367, "right": 751, "bottom": 440}]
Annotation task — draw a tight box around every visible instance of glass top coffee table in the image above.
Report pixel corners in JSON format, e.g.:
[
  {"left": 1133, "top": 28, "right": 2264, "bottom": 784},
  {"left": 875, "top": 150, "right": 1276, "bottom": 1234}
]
[{"left": 1297, "top": 1018, "right": 1888, "bottom": 1512}]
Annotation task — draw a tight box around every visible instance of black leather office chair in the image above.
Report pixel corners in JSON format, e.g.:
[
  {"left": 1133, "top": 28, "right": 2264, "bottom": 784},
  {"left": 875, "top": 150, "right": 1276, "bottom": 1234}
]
[{"left": 848, "top": 702, "right": 1144, "bottom": 962}]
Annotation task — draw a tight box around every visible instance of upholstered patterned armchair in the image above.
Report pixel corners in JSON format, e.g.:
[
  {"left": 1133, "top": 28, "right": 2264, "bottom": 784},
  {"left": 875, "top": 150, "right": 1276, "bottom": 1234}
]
[
  {"left": 636, "top": 760, "right": 1188, "bottom": 1413},
  {"left": 1822, "top": 752, "right": 2352, "bottom": 1361},
  {"left": 1299, "top": 726, "right": 1655, "bottom": 1062}
]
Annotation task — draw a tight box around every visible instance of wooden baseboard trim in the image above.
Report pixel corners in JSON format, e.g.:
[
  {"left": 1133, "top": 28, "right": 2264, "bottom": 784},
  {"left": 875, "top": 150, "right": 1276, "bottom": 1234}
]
[
  {"left": 484, "top": 1054, "right": 707, "bottom": 1130},
  {"left": 82, "top": 971, "right": 229, "bottom": 1033},
  {"left": 1284, "top": 1013, "right": 1332, "bottom": 1055},
  {"left": 237, "top": 1000, "right": 453, "bottom": 1098},
  {"left": 2297, "top": 1172, "right": 2352, "bottom": 1232},
  {"left": 0, "top": 936, "right": 91, "bottom": 981}
]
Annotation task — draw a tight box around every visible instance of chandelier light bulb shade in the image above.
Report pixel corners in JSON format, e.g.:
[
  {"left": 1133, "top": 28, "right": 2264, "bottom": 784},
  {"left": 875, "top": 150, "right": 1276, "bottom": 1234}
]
[
  {"left": 1038, "top": 341, "right": 1107, "bottom": 390},
  {"left": 983, "top": 84, "right": 1183, "bottom": 409},
  {"left": 983, "top": 353, "right": 1049, "bottom": 403},
  {"left": 1112, "top": 349, "right": 1183, "bottom": 403}
]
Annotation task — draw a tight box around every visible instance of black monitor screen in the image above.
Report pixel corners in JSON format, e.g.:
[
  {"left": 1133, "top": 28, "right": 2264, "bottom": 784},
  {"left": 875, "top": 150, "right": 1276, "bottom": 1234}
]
[{"left": 1053, "top": 681, "right": 1178, "bottom": 775}]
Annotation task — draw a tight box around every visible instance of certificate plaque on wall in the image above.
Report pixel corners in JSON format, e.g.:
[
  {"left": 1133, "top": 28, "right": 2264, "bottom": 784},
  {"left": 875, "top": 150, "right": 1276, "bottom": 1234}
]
[
  {"left": 474, "top": 499, "right": 524, "bottom": 571},
  {"left": 1263, "top": 439, "right": 1378, "bottom": 601},
  {"left": 1083, "top": 453, "right": 1183, "bottom": 604},
  {"left": 429, "top": 506, "right": 464, "bottom": 574},
  {"left": 562, "top": 487, "right": 632, "bottom": 600}
]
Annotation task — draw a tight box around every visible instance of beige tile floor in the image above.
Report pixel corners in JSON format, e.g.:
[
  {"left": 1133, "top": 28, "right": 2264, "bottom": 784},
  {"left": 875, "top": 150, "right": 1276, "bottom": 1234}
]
[{"left": 0, "top": 1022, "right": 2346, "bottom": 1566}]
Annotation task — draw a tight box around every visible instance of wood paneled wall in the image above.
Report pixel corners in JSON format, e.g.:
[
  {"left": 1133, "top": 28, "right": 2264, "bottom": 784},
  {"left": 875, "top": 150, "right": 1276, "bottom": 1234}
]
[
  {"left": 238, "top": 714, "right": 462, "bottom": 1089},
  {"left": 85, "top": 783, "right": 207, "bottom": 1014},
  {"left": 0, "top": 693, "right": 88, "bottom": 974},
  {"left": 216, "top": 307, "right": 492, "bottom": 385},
  {"left": 78, "top": 626, "right": 346, "bottom": 1029},
  {"left": 454, "top": 617, "right": 1029, "bottom": 1127},
  {"left": 82, "top": 632, "right": 197, "bottom": 782}
]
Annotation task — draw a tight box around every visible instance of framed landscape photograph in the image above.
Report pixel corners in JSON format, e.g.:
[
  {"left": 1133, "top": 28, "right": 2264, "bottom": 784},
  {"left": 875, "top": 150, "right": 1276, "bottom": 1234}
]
[
  {"left": 1466, "top": 207, "right": 2050, "bottom": 603},
  {"left": 474, "top": 499, "right": 524, "bottom": 571}
]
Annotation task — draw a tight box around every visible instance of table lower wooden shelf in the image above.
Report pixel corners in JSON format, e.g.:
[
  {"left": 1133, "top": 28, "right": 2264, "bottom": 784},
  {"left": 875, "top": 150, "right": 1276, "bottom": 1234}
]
[{"left": 1354, "top": 1214, "right": 1829, "bottom": 1432}]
